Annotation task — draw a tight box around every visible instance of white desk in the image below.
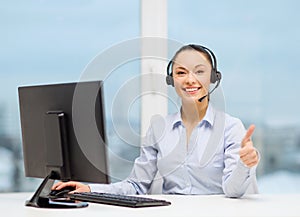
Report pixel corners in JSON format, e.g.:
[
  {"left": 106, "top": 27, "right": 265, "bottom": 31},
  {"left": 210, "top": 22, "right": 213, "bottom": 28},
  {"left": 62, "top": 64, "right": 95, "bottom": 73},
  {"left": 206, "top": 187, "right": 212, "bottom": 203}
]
[{"left": 0, "top": 192, "right": 299, "bottom": 217}]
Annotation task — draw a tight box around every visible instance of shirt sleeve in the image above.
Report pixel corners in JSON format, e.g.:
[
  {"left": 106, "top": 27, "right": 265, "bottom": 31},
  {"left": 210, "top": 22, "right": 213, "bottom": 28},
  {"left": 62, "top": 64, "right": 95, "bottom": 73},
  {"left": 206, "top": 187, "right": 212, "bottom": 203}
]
[
  {"left": 222, "top": 117, "right": 259, "bottom": 198},
  {"left": 89, "top": 122, "right": 159, "bottom": 195},
  {"left": 89, "top": 181, "right": 137, "bottom": 194}
]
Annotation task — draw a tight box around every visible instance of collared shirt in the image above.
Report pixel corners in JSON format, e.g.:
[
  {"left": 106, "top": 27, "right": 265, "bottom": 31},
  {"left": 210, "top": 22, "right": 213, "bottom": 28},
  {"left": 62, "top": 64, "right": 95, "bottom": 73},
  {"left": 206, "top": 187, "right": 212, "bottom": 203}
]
[{"left": 90, "top": 104, "right": 258, "bottom": 198}]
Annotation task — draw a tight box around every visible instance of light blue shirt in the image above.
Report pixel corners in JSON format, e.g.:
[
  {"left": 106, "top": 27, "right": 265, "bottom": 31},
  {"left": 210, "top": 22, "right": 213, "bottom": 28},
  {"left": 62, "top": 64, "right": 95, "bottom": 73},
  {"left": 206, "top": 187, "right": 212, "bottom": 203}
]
[{"left": 90, "top": 104, "right": 258, "bottom": 198}]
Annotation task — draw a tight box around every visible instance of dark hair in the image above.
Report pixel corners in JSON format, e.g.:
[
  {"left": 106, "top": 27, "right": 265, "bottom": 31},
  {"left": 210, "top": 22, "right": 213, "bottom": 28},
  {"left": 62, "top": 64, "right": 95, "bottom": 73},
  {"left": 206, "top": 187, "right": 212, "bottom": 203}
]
[{"left": 169, "top": 44, "right": 214, "bottom": 74}]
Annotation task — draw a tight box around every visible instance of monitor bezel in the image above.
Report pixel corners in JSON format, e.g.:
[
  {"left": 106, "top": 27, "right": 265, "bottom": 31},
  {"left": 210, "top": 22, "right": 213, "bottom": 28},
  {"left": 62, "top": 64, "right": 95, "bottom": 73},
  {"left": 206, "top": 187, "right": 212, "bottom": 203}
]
[{"left": 18, "top": 80, "right": 109, "bottom": 208}]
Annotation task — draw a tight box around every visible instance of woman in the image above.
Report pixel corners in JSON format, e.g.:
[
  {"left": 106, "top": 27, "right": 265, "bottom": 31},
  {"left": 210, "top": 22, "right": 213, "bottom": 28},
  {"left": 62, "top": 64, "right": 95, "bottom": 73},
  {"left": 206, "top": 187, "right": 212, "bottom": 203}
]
[{"left": 53, "top": 44, "right": 259, "bottom": 198}]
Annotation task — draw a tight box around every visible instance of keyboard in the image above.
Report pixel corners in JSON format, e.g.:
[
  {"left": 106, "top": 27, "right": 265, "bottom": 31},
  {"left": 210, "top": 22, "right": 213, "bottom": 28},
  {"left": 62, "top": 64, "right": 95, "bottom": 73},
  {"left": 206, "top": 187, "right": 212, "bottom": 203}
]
[{"left": 67, "top": 192, "right": 171, "bottom": 208}]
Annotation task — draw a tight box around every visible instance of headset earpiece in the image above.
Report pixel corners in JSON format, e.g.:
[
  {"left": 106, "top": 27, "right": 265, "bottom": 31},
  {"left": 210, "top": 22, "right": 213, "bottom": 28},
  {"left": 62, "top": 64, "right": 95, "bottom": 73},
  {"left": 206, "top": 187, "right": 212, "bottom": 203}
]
[
  {"left": 216, "top": 71, "right": 222, "bottom": 82},
  {"left": 210, "top": 70, "right": 222, "bottom": 84},
  {"left": 166, "top": 60, "right": 174, "bottom": 86},
  {"left": 166, "top": 74, "right": 174, "bottom": 86}
]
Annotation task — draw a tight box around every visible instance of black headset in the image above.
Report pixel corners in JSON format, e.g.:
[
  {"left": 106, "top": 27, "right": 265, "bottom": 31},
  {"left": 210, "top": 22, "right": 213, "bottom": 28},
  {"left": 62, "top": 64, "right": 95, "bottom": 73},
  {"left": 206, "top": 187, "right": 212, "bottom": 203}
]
[{"left": 166, "top": 44, "right": 222, "bottom": 87}]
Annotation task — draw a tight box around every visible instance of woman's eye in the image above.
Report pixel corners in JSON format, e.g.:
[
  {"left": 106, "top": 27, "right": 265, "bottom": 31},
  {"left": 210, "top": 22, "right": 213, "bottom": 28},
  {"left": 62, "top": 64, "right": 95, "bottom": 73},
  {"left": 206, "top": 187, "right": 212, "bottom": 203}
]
[
  {"left": 176, "top": 71, "right": 186, "bottom": 76},
  {"left": 195, "top": 70, "right": 204, "bottom": 75}
]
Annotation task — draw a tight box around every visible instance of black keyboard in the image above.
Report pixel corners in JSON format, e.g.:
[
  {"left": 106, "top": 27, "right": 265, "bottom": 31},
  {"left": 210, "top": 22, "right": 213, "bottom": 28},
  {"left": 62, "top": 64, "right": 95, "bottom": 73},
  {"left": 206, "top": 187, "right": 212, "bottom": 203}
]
[{"left": 67, "top": 192, "right": 171, "bottom": 208}]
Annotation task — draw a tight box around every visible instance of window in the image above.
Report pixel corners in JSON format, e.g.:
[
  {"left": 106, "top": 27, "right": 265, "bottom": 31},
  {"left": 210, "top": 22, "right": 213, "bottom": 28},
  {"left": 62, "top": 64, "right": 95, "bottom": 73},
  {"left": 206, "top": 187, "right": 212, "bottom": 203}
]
[{"left": 0, "top": 0, "right": 140, "bottom": 191}]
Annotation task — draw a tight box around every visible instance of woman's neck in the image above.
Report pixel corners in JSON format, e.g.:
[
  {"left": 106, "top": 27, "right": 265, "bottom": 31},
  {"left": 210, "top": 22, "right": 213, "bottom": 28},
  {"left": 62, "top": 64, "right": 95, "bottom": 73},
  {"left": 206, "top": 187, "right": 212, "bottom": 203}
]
[
  {"left": 181, "top": 99, "right": 208, "bottom": 126},
  {"left": 180, "top": 100, "right": 208, "bottom": 146}
]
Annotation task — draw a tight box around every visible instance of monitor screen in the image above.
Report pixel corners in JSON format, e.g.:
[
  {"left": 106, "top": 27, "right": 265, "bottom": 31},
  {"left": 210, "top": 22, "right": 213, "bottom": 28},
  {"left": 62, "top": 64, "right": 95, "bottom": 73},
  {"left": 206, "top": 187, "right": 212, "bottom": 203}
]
[{"left": 18, "top": 80, "right": 109, "bottom": 208}]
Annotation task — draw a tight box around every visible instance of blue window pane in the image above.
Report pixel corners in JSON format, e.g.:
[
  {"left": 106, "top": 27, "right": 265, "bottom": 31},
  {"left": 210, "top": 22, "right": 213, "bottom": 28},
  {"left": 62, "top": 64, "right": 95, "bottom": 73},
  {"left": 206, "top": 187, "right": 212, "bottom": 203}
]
[{"left": 0, "top": 0, "right": 140, "bottom": 191}]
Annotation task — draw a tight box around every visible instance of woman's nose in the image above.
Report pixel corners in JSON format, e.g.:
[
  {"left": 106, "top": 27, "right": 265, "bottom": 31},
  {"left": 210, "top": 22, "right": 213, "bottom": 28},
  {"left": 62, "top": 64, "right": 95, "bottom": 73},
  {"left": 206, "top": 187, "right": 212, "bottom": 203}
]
[{"left": 185, "top": 71, "right": 197, "bottom": 83}]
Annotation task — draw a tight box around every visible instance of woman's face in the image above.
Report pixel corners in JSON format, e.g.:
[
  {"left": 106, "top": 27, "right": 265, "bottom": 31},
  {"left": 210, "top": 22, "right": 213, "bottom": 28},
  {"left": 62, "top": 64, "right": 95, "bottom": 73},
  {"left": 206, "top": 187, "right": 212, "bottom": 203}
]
[{"left": 172, "top": 49, "right": 212, "bottom": 103}]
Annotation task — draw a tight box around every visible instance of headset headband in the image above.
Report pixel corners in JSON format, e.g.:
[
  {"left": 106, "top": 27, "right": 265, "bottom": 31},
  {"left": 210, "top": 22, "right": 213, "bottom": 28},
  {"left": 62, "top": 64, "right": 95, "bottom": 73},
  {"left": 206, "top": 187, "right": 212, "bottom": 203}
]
[{"left": 166, "top": 44, "right": 222, "bottom": 86}]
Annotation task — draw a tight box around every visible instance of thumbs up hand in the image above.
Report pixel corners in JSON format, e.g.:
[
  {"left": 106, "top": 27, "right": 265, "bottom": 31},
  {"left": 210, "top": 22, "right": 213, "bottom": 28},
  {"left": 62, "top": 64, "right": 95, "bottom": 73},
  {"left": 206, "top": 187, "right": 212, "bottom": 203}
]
[{"left": 239, "top": 124, "right": 259, "bottom": 168}]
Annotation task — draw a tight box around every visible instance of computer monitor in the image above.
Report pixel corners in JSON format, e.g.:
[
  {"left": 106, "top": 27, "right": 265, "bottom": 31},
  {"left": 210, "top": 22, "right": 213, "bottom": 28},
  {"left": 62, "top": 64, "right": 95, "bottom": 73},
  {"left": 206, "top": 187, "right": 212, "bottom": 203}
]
[{"left": 18, "top": 80, "right": 109, "bottom": 208}]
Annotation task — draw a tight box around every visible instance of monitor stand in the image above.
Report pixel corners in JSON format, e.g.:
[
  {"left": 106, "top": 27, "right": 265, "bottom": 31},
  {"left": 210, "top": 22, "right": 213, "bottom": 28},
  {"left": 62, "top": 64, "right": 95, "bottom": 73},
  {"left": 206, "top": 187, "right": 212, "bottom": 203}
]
[
  {"left": 25, "top": 171, "right": 88, "bottom": 208},
  {"left": 25, "top": 111, "right": 88, "bottom": 208}
]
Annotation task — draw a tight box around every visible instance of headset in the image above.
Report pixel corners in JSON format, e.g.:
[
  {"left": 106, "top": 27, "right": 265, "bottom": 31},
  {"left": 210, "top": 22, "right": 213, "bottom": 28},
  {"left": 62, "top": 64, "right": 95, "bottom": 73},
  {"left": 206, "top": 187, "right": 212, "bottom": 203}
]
[
  {"left": 165, "top": 44, "right": 222, "bottom": 102},
  {"left": 166, "top": 44, "right": 222, "bottom": 87}
]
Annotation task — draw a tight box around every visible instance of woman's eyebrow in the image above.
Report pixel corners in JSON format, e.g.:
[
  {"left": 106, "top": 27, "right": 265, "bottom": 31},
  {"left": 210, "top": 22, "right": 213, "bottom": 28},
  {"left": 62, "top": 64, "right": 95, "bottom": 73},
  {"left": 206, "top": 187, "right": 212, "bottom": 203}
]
[
  {"left": 174, "top": 66, "right": 188, "bottom": 71},
  {"left": 174, "top": 64, "right": 208, "bottom": 71},
  {"left": 194, "top": 64, "right": 207, "bottom": 69}
]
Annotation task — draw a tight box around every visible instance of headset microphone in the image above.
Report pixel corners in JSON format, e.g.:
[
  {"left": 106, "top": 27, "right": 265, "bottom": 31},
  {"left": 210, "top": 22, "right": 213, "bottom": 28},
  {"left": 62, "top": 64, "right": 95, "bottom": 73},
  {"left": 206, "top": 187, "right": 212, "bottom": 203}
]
[
  {"left": 198, "top": 95, "right": 208, "bottom": 102},
  {"left": 198, "top": 77, "right": 221, "bottom": 103}
]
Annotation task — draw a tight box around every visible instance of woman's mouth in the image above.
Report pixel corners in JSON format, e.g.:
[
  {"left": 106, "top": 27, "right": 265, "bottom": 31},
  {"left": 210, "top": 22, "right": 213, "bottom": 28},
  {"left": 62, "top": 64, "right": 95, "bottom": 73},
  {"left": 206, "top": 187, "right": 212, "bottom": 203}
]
[{"left": 184, "top": 87, "right": 200, "bottom": 95}]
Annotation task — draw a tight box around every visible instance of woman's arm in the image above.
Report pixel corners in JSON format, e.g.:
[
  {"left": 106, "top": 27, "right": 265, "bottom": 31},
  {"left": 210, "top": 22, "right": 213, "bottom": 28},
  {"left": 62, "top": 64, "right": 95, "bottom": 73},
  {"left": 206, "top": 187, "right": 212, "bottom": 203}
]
[{"left": 222, "top": 118, "right": 259, "bottom": 198}]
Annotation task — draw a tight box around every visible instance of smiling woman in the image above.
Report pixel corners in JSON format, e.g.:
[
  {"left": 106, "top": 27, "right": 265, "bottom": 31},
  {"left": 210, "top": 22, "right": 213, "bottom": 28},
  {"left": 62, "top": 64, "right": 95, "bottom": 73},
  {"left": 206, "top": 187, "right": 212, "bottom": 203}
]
[
  {"left": 52, "top": 44, "right": 259, "bottom": 198},
  {"left": 168, "top": 0, "right": 300, "bottom": 194},
  {"left": 1, "top": 0, "right": 300, "bottom": 195}
]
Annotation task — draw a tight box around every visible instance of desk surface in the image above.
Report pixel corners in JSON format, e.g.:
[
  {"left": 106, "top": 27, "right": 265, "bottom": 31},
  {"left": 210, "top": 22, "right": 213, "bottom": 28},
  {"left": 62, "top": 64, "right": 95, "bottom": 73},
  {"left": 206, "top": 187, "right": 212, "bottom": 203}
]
[{"left": 0, "top": 192, "right": 299, "bottom": 217}]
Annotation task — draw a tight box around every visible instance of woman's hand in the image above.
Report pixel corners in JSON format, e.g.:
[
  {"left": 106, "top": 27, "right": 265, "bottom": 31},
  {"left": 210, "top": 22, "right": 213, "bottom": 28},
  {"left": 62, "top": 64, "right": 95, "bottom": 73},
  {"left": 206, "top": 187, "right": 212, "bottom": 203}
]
[
  {"left": 239, "top": 124, "right": 259, "bottom": 168},
  {"left": 52, "top": 181, "right": 91, "bottom": 193}
]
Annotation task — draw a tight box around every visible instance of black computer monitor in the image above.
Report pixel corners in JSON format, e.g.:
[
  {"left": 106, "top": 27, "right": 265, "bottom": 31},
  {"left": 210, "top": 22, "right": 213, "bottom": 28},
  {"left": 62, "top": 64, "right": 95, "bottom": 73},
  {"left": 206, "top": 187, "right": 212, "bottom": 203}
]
[{"left": 18, "top": 80, "right": 109, "bottom": 208}]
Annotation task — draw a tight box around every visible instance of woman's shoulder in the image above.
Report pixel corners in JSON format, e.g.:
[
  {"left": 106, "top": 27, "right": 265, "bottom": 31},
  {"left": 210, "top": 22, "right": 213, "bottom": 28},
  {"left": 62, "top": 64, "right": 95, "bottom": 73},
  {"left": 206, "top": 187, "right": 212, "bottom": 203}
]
[
  {"left": 146, "top": 112, "right": 180, "bottom": 139},
  {"left": 211, "top": 105, "right": 245, "bottom": 132},
  {"left": 222, "top": 112, "right": 246, "bottom": 139},
  {"left": 224, "top": 112, "right": 244, "bottom": 126},
  {"left": 150, "top": 112, "right": 180, "bottom": 127}
]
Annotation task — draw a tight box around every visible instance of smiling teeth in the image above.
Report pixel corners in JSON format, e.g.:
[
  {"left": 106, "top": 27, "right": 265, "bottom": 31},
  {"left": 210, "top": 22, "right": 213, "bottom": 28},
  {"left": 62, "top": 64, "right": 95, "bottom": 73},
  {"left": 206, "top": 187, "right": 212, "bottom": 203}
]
[{"left": 186, "top": 88, "right": 198, "bottom": 92}]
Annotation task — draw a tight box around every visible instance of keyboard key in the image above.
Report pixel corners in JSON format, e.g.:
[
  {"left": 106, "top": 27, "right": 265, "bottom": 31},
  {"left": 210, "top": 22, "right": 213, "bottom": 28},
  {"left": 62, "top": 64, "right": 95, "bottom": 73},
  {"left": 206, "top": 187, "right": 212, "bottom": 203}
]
[{"left": 67, "top": 192, "right": 171, "bottom": 208}]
